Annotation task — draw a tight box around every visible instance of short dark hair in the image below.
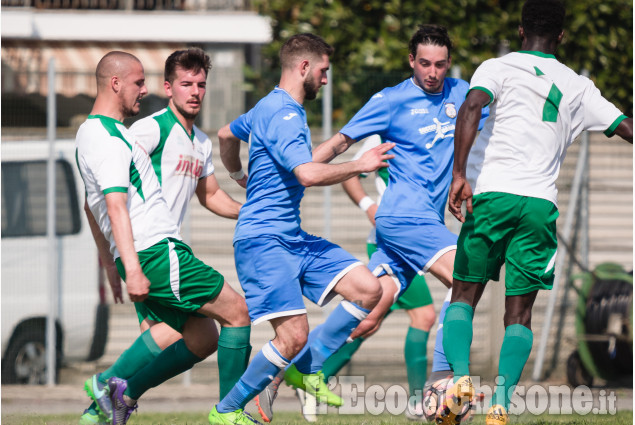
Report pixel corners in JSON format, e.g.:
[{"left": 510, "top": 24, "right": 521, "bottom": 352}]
[
  {"left": 279, "top": 33, "right": 334, "bottom": 70},
  {"left": 164, "top": 48, "right": 212, "bottom": 83},
  {"left": 409, "top": 25, "right": 452, "bottom": 58},
  {"left": 521, "top": 0, "right": 565, "bottom": 39}
]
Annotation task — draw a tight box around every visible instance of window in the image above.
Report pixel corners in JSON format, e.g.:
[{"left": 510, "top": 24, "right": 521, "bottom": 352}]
[{"left": 2, "top": 160, "right": 81, "bottom": 237}]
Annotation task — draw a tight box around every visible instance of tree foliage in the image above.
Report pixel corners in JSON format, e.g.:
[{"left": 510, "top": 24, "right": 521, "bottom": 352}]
[{"left": 249, "top": 0, "right": 632, "bottom": 127}]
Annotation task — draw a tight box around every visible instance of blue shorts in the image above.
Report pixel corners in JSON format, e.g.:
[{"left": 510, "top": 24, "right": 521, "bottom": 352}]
[
  {"left": 368, "top": 216, "right": 457, "bottom": 299},
  {"left": 234, "top": 233, "right": 363, "bottom": 325}
]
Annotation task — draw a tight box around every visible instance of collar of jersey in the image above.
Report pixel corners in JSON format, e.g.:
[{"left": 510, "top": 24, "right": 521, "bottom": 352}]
[
  {"left": 409, "top": 78, "right": 444, "bottom": 96},
  {"left": 273, "top": 86, "right": 303, "bottom": 107},
  {"left": 166, "top": 106, "right": 195, "bottom": 142},
  {"left": 87, "top": 114, "right": 123, "bottom": 124},
  {"left": 517, "top": 50, "right": 556, "bottom": 59}
]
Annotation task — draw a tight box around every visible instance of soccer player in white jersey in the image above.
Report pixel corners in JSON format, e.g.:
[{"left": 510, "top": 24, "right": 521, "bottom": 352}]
[
  {"left": 79, "top": 48, "right": 251, "bottom": 425},
  {"left": 77, "top": 51, "right": 250, "bottom": 425},
  {"left": 443, "top": 1, "right": 632, "bottom": 424},
  {"left": 209, "top": 33, "right": 395, "bottom": 425}
]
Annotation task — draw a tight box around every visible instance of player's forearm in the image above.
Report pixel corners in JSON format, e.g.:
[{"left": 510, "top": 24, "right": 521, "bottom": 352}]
[
  {"left": 218, "top": 124, "right": 244, "bottom": 173},
  {"left": 204, "top": 189, "right": 241, "bottom": 219},
  {"left": 453, "top": 100, "right": 482, "bottom": 177},
  {"left": 84, "top": 200, "right": 115, "bottom": 267},
  {"left": 341, "top": 176, "right": 368, "bottom": 205},
  {"left": 105, "top": 193, "right": 142, "bottom": 275},
  {"left": 295, "top": 161, "right": 365, "bottom": 187},
  {"left": 313, "top": 132, "right": 355, "bottom": 164}
]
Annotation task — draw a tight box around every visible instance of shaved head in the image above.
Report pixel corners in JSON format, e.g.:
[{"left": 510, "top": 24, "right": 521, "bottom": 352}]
[{"left": 96, "top": 51, "right": 142, "bottom": 90}]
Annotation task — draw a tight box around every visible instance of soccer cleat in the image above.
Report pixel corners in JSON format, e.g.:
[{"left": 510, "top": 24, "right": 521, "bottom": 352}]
[
  {"left": 404, "top": 399, "right": 425, "bottom": 421},
  {"left": 79, "top": 404, "right": 109, "bottom": 425},
  {"left": 255, "top": 370, "right": 283, "bottom": 422},
  {"left": 486, "top": 404, "right": 508, "bottom": 425},
  {"left": 284, "top": 364, "right": 343, "bottom": 407},
  {"left": 295, "top": 388, "right": 318, "bottom": 422},
  {"left": 84, "top": 373, "right": 113, "bottom": 423},
  {"left": 108, "top": 377, "right": 138, "bottom": 425},
  {"left": 208, "top": 406, "right": 263, "bottom": 425},
  {"left": 435, "top": 375, "right": 474, "bottom": 425}
]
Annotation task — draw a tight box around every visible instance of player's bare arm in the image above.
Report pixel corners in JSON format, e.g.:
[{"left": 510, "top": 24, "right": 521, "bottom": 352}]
[
  {"left": 84, "top": 199, "right": 124, "bottom": 303},
  {"left": 195, "top": 174, "right": 241, "bottom": 219},
  {"left": 449, "top": 89, "right": 490, "bottom": 222},
  {"left": 614, "top": 117, "right": 633, "bottom": 144},
  {"left": 104, "top": 192, "right": 150, "bottom": 302},
  {"left": 313, "top": 132, "right": 356, "bottom": 163},
  {"left": 342, "top": 176, "right": 377, "bottom": 226},
  {"left": 295, "top": 142, "right": 395, "bottom": 187},
  {"left": 218, "top": 123, "right": 248, "bottom": 188}
]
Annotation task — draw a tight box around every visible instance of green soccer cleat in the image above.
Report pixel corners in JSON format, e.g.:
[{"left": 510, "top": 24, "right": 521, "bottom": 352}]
[
  {"left": 208, "top": 406, "right": 263, "bottom": 425},
  {"left": 284, "top": 364, "right": 343, "bottom": 407},
  {"left": 79, "top": 403, "right": 109, "bottom": 425},
  {"left": 84, "top": 374, "right": 113, "bottom": 423}
]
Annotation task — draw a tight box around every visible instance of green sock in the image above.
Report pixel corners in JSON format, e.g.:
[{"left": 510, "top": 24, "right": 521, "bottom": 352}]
[
  {"left": 493, "top": 324, "right": 533, "bottom": 410},
  {"left": 100, "top": 329, "right": 162, "bottom": 383},
  {"left": 217, "top": 326, "right": 252, "bottom": 399},
  {"left": 442, "top": 302, "right": 474, "bottom": 381},
  {"left": 125, "top": 339, "right": 202, "bottom": 400},
  {"left": 321, "top": 337, "right": 364, "bottom": 382},
  {"left": 404, "top": 327, "right": 429, "bottom": 397}
]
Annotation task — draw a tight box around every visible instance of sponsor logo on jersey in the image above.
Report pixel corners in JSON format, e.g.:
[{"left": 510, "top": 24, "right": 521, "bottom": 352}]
[
  {"left": 283, "top": 112, "right": 298, "bottom": 120},
  {"left": 372, "top": 93, "right": 384, "bottom": 99},
  {"left": 444, "top": 103, "right": 457, "bottom": 118},
  {"left": 410, "top": 108, "right": 429, "bottom": 115},
  {"left": 418, "top": 117, "right": 455, "bottom": 149},
  {"left": 175, "top": 154, "right": 203, "bottom": 179}
]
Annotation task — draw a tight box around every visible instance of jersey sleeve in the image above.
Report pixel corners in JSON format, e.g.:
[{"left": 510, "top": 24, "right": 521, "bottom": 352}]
[
  {"left": 340, "top": 91, "right": 392, "bottom": 141},
  {"left": 129, "top": 118, "right": 160, "bottom": 154},
  {"left": 266, "top": 109, "right": 312, "bottom": 172},
  {"left": 230, "top": 109, "right": 253, "bottom": 143},
  {"left": 92, "top": 138, "right": 133, "bottom": 194},
  {"left": 579, "top": 76, "right": 626, "bottom": 136},
  {"left": 469, "top": 58, "right": 501, "bottom": 106}
]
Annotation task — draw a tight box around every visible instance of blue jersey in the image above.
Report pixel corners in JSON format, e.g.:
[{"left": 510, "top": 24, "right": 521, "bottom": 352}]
[
  {"left": 341, "top": 77, "right": 487, "bottom": 222},
  {"left": 231, "top": 87, "right": 313, "bottom": 242}
]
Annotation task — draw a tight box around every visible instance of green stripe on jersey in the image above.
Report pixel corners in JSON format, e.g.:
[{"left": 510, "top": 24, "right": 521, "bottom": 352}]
[
  {"left": 604, "top": 115, "right": 628, "bottom": 137},
  {"left": 103, "top": 187, "right": 128, "bottom": 195},
  {"left": 534, "top": 66, "right": 545, "bottom": 76},
  {"left": 88, "top": 115, "right": 132, "bottom": 149},
  {"left": 542, "top": 83, "right": 563, "bottom": 123},
  {"left": 470, "top": 86, "right": 494, "bottom": 106},
  {"left": 130, "top": 163, "right": 145, "bottom": 201}
]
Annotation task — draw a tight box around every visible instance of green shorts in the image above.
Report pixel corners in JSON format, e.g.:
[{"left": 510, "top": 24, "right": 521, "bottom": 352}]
[
  {"left": 453, "top": 192, "right": 559, "bottom": 296},
  {"left": 367, "top": 242, "right": 433, "bottom": 310},
  {"left": 115, "top": 238, "right": 224, "bottom": 332}
]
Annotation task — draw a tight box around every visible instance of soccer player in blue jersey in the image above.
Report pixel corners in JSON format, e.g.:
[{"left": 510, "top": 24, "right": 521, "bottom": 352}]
[
  {"left": 209, "top": 33, "right": 395, "bottom": 425},
  {"left": 313, "top": 24, "right": 488, "bottom": 419}
]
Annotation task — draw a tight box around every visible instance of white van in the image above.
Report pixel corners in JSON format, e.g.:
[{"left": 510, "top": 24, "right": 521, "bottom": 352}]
[{"left": 1, "top": 139, "right": 109, "bottom": 384}]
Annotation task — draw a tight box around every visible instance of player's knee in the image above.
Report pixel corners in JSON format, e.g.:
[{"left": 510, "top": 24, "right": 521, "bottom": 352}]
[
  {"left": 410, "top": 306, "right": 436, "bottom": 330},
  {"left": 356, "top": 276, "right": 383, "bottom": 310}
]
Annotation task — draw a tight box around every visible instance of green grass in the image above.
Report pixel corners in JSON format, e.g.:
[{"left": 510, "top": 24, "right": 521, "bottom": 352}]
[{"left": 1, "top": 410, "right": 633, "bottom": 425}]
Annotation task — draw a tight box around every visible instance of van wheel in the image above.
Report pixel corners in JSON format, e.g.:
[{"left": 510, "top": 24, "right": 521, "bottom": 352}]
[{"left": 1, "top": 325, "right": 59, "bottom": 384}]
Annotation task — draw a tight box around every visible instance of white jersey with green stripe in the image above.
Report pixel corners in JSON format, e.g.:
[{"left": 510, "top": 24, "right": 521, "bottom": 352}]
[
  {"left": 75, "top": 114, "right": 180, "bottom": 258},
  {"left": 467, "top": 51, "right": 626, "bottom": 206},
  {"left": 129, "top": 107, "right": 214, "bottom": 229}
]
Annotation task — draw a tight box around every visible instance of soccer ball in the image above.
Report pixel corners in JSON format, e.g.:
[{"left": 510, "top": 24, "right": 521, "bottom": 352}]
[
  {"left": 423, "top": 377, "right": 474, "bottom": 423},
  {"left": 422, "top": 377, "right": 451, "bottom": 421}
]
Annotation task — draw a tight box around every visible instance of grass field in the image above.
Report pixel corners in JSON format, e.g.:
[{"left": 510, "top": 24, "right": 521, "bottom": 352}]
[{"left": 2, "top": 410, "right": 633, "bottom": 425}]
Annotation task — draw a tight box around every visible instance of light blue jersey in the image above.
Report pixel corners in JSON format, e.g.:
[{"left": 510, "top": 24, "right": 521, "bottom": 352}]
[
  {"left": 231, "top": 87, "right": 313, "bottom": 243},
  {"left": 341, "top": 77, "right": 487, "bottom": 223}
]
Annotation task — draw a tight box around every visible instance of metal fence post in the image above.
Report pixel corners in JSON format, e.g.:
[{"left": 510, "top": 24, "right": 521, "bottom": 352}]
[
  {"left": 322, "top": 67, "right": 333, "bottom": 241},
  {"left": 46, "top": 58, "right": 59, "bottom": 387}
]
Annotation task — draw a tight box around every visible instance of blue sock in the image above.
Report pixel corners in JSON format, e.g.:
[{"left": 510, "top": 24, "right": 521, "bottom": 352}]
[
  {"left": 216, "top": 341, "right": 289, "bottom": 413},
  {"left": 294, "top": 301, "right": 370, "bottom": 374},
  {"left": 431, "top": 288, "right": 452, "bottom": 373}
]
